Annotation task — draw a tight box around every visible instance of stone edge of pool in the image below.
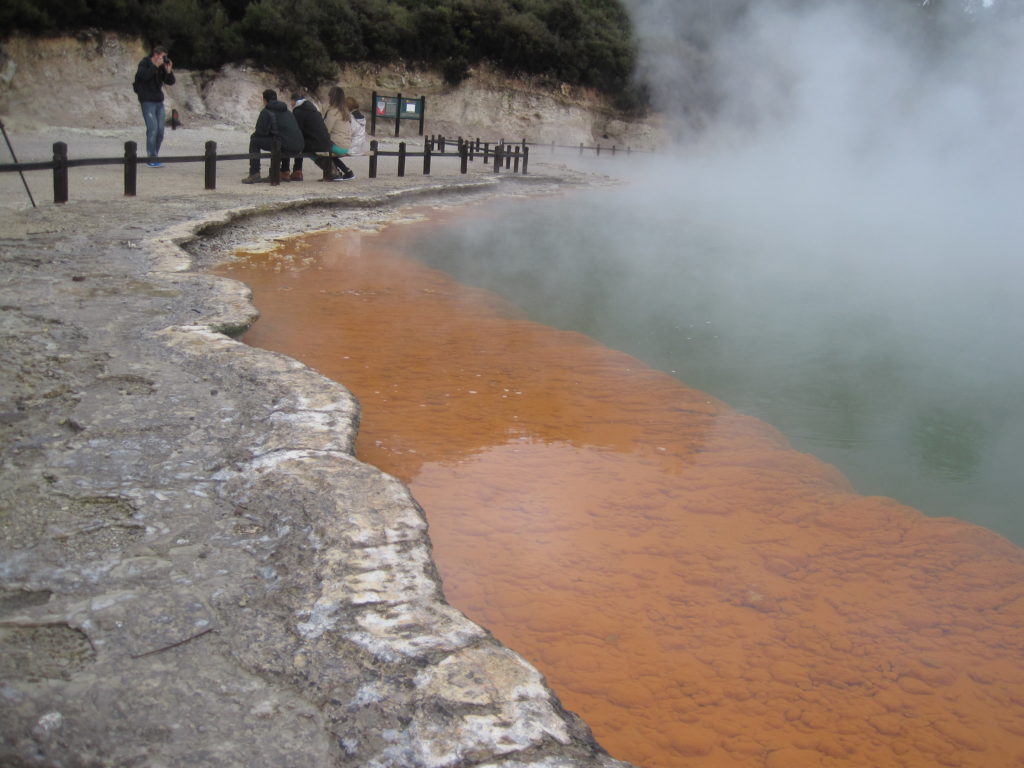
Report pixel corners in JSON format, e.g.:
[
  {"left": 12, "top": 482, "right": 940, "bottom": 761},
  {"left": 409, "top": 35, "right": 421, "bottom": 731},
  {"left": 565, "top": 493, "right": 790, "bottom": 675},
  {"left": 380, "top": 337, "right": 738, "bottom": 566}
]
[{"left": 0, "top": 167, "right": 637, "bottom": 768}]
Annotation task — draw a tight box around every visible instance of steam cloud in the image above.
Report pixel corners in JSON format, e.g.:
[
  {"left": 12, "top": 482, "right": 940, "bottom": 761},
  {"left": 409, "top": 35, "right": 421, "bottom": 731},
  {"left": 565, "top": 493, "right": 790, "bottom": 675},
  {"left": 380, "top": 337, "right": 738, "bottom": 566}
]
[
  {"left": 622, "top": 0, "right": 1024, "bottom": 247},
  {"left": 567, "top": 0, "right": 1024, "bottom": 533}
]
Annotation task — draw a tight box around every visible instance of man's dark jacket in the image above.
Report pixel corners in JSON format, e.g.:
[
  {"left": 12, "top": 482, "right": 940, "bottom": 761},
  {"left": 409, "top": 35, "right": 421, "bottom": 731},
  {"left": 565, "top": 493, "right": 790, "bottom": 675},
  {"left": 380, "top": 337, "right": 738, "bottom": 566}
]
[
  {"left": 292, "top": 100, "right": 333, "bottom": 152},
  {"left": 133, "top": 57, "right": 175, "bottom": 102},
  {"left": 251, "top": 100, "right": 304, "bottom": 153}
]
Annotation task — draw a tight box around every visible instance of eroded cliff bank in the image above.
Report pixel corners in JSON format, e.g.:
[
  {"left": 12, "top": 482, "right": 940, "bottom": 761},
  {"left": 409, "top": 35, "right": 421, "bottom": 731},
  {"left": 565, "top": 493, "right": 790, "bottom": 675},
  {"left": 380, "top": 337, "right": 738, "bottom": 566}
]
[{"left": 0, "top": 32, "right": 663, "bottom": 149}]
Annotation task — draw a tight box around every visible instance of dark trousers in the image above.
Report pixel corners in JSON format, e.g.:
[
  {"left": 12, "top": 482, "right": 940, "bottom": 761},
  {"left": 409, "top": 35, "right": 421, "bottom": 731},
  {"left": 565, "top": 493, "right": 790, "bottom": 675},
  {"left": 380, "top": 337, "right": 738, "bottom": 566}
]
[
  {"left": 248, "top": 135, "right": 299, "bottom": 175},
  {"left": 289, "top": 150, "right": 341, "bottom": 174}
]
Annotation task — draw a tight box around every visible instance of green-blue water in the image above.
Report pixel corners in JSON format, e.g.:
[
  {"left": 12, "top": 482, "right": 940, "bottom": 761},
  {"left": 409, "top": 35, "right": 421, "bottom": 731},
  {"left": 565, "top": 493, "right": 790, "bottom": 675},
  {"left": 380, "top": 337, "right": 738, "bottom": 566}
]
[{"left": 399, "top": 182, "right": 1023, "bottom": 544}]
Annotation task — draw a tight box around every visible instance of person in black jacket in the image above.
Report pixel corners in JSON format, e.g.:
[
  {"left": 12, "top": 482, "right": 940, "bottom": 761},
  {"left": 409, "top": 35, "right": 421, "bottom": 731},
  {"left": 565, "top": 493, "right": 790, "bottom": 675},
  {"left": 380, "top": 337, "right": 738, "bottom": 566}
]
[
  {"left": 132, "top": 45, "right": 175, "bottom": 167},
  {"left": 287, "top": 93, "right": 336, "bottom": 182},
  {"left": 242, "top": 89, "right": 305, "bottom": 184}
]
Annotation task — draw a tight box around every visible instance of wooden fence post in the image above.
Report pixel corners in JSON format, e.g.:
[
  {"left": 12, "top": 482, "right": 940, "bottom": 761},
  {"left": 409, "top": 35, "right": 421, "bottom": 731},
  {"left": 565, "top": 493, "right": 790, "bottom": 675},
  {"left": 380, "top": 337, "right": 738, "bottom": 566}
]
[
  {"left": 270, "top": 138, "right": 281, "bottom": 185},
  {"left": 204, "top": 141, "right": 217, "bottom": 190},
  {"left": 397, "top": 142, "right": 406, "bottom": 177},
  {"left": 460, "top": 141, "right": 468, "bottom": 174},
  {"left": 52, "top": 142, "right": 68, "bottom": 204},
  {"left": 493, "top": 144, "right": 502, "bottom": 174},
  {"left": 513, "top": 145, "right": 520, "bottom": 173},
  {"left": 522, "top": 145, "right": 529, "bottom": 175},
  {"left": 369, "top": 140, "right": 378, "bottom": 179},
  {"left": 395, "top": 92, "right": 402, "bottom": 137},
  {"left": 423, "top": 141, "right": 431, "bottom": 175},
  {"left": 123, "top": 141, "right": 137, "bottom": 197}
]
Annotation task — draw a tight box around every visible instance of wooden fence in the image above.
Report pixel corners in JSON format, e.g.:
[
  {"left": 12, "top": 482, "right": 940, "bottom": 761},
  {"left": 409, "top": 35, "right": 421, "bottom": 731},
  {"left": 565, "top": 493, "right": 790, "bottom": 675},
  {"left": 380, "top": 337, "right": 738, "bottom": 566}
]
[{"left": 0, "top": 132, "right": 646, "bottom": 205}]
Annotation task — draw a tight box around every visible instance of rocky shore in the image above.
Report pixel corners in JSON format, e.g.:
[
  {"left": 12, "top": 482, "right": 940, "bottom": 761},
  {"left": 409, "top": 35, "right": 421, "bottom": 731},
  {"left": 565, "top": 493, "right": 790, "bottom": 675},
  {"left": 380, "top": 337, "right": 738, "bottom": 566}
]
[{"left": 0, "top": 125, "right": 636, "bottom": 767}]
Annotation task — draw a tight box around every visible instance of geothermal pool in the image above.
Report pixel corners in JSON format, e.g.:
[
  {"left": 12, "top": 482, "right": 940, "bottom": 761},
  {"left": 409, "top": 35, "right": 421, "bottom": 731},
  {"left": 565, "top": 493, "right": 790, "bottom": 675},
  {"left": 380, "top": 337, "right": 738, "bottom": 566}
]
[{"left": 214, "top": 201, "right": 1024, "bottom": 768}]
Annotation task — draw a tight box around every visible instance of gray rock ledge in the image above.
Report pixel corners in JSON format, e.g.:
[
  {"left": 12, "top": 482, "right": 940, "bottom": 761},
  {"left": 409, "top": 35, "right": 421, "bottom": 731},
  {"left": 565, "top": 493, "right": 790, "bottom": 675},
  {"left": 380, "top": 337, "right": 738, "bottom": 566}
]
[{"left": 0, "top": 171, "right": 635, "bottom": 767}]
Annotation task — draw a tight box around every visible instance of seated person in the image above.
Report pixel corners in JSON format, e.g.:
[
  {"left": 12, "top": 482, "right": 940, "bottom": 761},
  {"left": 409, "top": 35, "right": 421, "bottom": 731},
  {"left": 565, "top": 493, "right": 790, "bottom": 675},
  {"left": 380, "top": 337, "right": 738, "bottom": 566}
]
[
  {"left": 322, "top": 86, "right": 356, "bottom": 180},
  {"left": 242, "top": 88, "right": 303, "bottom": 183},
  {"left": 346, "top": 95, "right": 368, "bottom": 157},
  {"left": 288, "top": 92, "right": 336, "bottom": 181}
]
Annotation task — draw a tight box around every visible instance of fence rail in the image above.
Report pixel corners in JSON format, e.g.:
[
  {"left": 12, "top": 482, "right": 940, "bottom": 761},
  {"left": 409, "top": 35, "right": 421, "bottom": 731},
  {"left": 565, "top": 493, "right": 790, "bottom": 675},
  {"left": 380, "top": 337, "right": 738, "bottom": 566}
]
[
  {"left": 0, "top": 131, "right": 642, "bottom": 204},
  {"left": 426, "top": 135, "right": 655, "bottom": 156}
]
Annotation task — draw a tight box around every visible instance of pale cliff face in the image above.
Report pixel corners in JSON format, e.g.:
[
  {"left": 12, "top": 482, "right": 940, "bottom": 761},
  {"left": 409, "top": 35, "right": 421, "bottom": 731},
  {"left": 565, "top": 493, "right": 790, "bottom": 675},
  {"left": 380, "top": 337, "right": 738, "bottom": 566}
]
[{"left": 0, "top": 33, "right": 664, "bottom": 149}]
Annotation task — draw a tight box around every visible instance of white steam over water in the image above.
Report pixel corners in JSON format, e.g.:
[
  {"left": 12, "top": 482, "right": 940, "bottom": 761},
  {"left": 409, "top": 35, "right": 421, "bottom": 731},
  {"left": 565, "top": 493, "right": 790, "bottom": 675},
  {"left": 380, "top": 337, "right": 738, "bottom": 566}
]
[
  {"left": 404, "top": 2, "right": 1024, "bottom": 539},
  {"left": 624, "top": 0, "right": 1024, "bottom": 247},
  {"left": 611, "top": 0, "right": 1024, "bottom": 538}
]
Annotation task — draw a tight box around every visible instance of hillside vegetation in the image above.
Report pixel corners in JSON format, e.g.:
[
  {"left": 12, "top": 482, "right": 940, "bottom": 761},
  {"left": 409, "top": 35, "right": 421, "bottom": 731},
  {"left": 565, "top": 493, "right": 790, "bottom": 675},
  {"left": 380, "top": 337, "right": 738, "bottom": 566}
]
[{"left": 0, "top": 0, "right": 641, "bottom": 107}]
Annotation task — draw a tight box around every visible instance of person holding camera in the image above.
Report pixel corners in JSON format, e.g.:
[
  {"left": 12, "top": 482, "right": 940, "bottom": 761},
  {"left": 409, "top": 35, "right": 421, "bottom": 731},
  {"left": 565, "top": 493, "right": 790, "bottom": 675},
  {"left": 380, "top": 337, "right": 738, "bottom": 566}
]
[{"left": 132, "top": 45, "right": 176, "bottom": 168}]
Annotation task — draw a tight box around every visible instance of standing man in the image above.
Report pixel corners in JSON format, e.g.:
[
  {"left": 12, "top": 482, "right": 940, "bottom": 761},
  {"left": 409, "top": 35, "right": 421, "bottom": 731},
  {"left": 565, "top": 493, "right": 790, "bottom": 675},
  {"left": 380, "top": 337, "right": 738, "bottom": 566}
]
[
  {"left": 133, "top": 45, "right": 175, "bottom": 168},
  {"left": 242, "top": 89, "right": 304, "bottom": 183}
]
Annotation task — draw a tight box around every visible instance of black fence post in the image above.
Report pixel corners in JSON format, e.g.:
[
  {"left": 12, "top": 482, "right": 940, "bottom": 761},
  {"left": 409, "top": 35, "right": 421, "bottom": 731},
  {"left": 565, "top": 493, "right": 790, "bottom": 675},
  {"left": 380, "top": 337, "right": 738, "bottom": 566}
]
[
  {"left": 123, "top": 141, "right": 137, "bottom": 197},
  {"left": 493, "top": 144, "right": 502, "bottom": 174},
  {"left": 505, "top": 144, "right": 512, "bottom": 169},
  {"left": 270, "top": 138, "right": 281, "bottom": 185},
  {"left": 204, "top": 141, "right": 217, "bottom": 190},
  {"left": 395, "top": 93, "right": 402, "bottom": 137},
  {"left": 369, "top": 140, "right": 378, "bottom": 179},
  {"left": 53, "top": 141, "right": 68, "bottom": 204},
  {"left": 397, "top": 142, "right": 406, "bottom": 176},
  {"left": 522, "top": 145, "right": 529, "bottom": 175},
  {"left": 418, "top": 96, "right": 426, "bottom": 136},
  {"left": 439, "top": 135, "right": 445, "bottom": 153},
  {"left": 370, "top": 90, "right": 378, "bottom": 136},
  {"left": 513, "top": 145, "right": 520, "bottom": 173},
  {"left": 423, "top": 141, "right": 431, "bottom": 175},
  {"left": 460, "top": 141, "right": 468, "bottom": 174}
]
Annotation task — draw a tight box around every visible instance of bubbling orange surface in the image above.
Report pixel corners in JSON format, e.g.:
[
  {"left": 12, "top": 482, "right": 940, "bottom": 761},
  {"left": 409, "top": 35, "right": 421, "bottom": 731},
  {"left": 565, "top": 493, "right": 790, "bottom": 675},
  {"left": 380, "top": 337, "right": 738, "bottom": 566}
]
[{"left": 215, "top": 216, "right": 1024, "bottom": 768}]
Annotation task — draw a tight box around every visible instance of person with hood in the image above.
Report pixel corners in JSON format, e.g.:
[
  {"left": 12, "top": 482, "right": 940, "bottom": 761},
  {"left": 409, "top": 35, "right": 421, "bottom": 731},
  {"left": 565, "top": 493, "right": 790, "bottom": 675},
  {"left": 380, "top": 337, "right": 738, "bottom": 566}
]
[
  {"left": 346, "top": 95, "right": 368, "bottom": 157},
  {"left": 132, "top": 45, "right": 175, "bottom": 167},
  {"left": 242, "top": 88, "right": 304, "bottom": 184},
  {"left": 287, "top": 92, "right": 336, "bottom": 182}
]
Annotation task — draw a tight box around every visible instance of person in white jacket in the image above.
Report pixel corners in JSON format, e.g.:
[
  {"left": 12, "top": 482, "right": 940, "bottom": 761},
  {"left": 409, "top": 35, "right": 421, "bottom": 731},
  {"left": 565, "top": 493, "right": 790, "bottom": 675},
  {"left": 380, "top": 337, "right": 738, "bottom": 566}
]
[
  {"left": 322, "top": 86, "right": 355, "bottom": 180},
  {"left": 346, "top": 96, "right": 368, "bottom": 156}
]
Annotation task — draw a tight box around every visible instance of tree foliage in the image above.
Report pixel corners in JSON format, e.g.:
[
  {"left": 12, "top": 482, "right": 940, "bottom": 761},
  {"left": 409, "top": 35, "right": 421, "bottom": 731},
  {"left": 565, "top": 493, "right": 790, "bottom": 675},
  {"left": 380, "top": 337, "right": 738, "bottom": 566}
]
[{"left": 0, "top": 0, "right": 640, "bottom": 101}]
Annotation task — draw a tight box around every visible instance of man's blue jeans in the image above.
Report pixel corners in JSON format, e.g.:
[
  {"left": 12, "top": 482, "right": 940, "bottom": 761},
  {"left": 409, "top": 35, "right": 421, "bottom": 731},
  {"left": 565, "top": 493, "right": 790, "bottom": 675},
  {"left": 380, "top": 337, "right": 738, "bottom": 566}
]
[{"left": 140, "top": 101, "right": 165, "bottom": 158}]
